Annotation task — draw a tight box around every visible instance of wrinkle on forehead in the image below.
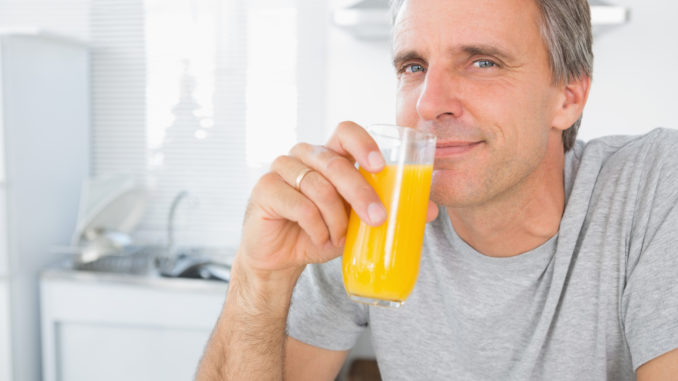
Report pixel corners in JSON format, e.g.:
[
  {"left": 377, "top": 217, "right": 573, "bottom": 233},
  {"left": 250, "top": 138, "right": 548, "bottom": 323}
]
[{"left": 391, "top": 0, "right": 545, "bottom": 67}]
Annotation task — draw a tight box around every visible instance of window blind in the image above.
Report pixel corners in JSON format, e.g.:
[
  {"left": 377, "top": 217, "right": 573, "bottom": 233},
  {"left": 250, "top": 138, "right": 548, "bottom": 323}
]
[{"left": 101, "top": 0, "right": 329, "bottom": 248}]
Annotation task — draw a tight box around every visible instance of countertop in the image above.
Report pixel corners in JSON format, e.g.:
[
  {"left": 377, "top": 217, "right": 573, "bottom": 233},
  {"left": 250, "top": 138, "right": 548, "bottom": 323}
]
[{"left": 41, "top": 251, "right": 231, "bottom": 294}]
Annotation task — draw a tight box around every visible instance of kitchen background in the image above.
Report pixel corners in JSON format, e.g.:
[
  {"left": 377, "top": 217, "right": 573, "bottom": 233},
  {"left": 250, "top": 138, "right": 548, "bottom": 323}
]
[{"left": 0, "top": 0, "right": 676, "bottom": 380}]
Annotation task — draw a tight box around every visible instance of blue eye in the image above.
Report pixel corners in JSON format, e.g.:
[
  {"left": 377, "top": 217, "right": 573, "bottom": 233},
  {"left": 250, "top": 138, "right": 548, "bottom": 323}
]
[
  {"left": 474, "top": 60, "right": 496, "bottom": 69},
  {"left": 404, "top": 64, "right": 426, "bottom": 73}
]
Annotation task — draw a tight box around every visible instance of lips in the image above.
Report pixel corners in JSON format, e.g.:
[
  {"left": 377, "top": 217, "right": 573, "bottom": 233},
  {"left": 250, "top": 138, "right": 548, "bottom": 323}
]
[{"left": 435, "top": 140, "right": 484, "bottom": 157}]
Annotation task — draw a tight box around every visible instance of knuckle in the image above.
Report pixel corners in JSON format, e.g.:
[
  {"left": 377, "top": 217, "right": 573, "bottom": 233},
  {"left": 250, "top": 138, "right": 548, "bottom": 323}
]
[
  {"left": 355, "top": 184, "right": 378, "bottom": 204},
  {"left": 270, "top": 155, "right": 288, "bottom": 171},
  {"left": 333, "top": 224, "right": 348, "bottom": 241},
  {"left": 324, "top": 155, "right": 350, "bottom": 173},
  {"left": 304, "top": 144, "right": 331, "bottom": 165},
  {"left": 315, "top": 179, "right": 339, "bottom": 204},
  {"left": 289, "top": 142, "right": 311, "bottom": 156},
  {"left": 332, "top": 121, "right": 351, "bottom": 140},
  {"left": 329, "top": 206, "right": 348, "bottom": 229},
  {"left": 311, "top": 144, "right": 330, "bottom": 159},
  {"left": 337, "top": 120, "right": 359, "bottom": 132},
  {"left": 298, "top": 200, "right": 319, "bottom": 222},
  {"left": 257, "top": 172, "right": 281, "bottom": 190}
]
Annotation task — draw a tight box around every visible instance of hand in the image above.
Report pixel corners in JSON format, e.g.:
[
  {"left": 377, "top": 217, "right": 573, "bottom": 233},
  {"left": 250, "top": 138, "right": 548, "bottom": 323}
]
[{"left": 238, "top": 121, "right": 439, "bottom": 280}]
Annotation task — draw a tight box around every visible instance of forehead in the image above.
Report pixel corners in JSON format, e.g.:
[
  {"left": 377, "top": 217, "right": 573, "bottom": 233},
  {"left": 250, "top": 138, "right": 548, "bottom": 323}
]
[{"left": 392, "top": 0, "right": 544, "bottom": 59}]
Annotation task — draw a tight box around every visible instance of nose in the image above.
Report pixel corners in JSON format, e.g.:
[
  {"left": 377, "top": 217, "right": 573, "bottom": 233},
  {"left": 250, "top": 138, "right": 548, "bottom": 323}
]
[{"left": 415, "top": 66, "right": 463, "bottom": 121}]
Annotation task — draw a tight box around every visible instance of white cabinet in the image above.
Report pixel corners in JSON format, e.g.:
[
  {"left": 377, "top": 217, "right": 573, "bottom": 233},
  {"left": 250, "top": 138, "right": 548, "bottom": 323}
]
[
  {"left": 0, "top": 32, "right": 89, "bottom": 381},
  {"left": 41, "top": 270, "right": 227, "bottom": 381},
  {"left": 40, "top": 265, "right": 380, "bottom": 381}
]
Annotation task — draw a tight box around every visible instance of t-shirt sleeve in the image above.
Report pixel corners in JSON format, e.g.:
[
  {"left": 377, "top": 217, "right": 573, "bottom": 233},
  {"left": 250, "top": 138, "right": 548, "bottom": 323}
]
[
  {"left": 622, "top": 128, "right": 678, "bottom": 371},
  {"left": 286, "top": 257, "right": 368, "bottom": 351}
]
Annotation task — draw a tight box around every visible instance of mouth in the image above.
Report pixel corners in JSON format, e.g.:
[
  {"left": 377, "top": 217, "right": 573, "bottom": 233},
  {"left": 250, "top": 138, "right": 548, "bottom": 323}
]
[{"left": 435, "top": 140, "right": 484, "bottom": 158}]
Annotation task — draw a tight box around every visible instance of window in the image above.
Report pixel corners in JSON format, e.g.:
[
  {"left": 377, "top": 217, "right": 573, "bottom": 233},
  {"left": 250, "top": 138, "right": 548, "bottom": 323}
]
[{"left": 93, "top": 0, "right": 328, "bottom": 248}]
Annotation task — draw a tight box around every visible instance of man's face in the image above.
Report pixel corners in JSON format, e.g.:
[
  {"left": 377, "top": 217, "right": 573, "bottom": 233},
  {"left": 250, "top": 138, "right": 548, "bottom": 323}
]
[{"left": 393, "top": 0, "right": 565, "bottom": 207}]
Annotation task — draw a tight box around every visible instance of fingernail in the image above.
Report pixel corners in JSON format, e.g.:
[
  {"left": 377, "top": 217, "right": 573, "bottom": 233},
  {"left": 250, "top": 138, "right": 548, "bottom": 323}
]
[
  {"left": 337, "top": 237, "right": 346, "bottom": 247},
  {"left": 368, "top": 151, "right": 385, "bottom": 171},
  {"left": 367, "top": 202, "right": 386, "bottom": 225}
]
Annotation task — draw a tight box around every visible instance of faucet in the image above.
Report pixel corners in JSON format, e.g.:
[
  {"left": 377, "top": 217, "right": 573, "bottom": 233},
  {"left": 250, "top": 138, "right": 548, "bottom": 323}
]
[
  {"left": 156, "top": 190, "right": 189, "bottom": 273},
  {"left": 167, "top": 190, "right": 190, "bottom": 255}
]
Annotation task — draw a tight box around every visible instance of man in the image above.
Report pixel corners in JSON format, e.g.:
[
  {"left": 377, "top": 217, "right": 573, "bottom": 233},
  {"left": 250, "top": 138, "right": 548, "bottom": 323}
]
[{"left": 196, "top": 0, "right": 678, "bottom": 379}]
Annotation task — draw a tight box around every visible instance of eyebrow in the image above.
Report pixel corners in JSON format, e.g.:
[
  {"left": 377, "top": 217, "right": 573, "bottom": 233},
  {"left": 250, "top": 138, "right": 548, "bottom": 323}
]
[
  {"left": 392, "top": 44, "right": 515, "bottom": 69},
  {"left": 392, "top": 50, "right": 423, "bottom": 70},
  {"left": 459, "top": 44, "right": 515, "bottom": 63}
]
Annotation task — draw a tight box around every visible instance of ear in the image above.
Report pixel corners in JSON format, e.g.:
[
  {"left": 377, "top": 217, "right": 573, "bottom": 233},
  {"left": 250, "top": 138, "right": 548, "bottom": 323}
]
[{"left": 551, "top": 75, "right": 591, "bottom": 131}]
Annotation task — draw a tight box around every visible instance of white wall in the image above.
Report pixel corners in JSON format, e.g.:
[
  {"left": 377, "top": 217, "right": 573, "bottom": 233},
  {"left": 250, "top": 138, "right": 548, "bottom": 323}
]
[
  {"left": 325, "top": 9, "right": 396, "bottom": 137},
  {"left": 581, "top": 0, "right": 678, "bottom": 140}
]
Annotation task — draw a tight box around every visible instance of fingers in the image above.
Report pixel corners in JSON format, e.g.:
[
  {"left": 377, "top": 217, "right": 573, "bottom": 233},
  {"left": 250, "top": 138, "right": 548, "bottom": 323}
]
[
  {"left": 255, "top": 121, "right": 397, "bottom": 251},
  {"left": 288, "top": 142, "right": 386, "bottom": 227},
  {"left": 261, "top": 121, "right": 389, "bottom": 251},
  {"left": 251, "top": 172, "right": 332, "bottom": 248},
  {"left": 325, "top": 121, "right": 385, "bottom": 173},
  {"left": 271, "top": 155, "right": 348, "bottom": 246}
]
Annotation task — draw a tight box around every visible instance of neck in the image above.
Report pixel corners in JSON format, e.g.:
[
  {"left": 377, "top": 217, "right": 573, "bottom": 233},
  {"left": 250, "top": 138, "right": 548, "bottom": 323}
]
[{"left": 446, "top": 130, "right": 565, "bottom": 257}]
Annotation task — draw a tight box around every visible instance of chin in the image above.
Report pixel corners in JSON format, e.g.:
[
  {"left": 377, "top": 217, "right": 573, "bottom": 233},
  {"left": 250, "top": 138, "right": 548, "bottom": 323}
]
[
  {"left": 428, "top": 169, "right": 456, "bottom": 203},
  {"left": 430, "top": 179, "right": 479, "bottom": 208}
]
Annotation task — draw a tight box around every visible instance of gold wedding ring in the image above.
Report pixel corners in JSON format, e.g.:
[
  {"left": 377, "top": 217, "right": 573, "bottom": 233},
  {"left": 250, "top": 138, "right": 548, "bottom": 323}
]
[{"left": 294, "top": 167, "right": 313, "bottom": 191}]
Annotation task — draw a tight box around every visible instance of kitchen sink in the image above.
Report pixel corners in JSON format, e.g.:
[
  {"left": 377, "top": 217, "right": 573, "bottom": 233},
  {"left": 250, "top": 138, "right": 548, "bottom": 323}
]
[
  {"left": 72, "top": 245, "right": 233, "bottom": 282},
  {"left": 73, "top": 246, "right": 157, "bottom": 274}
]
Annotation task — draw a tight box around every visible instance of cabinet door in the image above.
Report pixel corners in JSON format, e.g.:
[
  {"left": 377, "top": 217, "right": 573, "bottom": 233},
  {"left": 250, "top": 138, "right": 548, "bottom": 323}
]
[{"left": 57, "top": 322, "right": 211, "bottom": 381}]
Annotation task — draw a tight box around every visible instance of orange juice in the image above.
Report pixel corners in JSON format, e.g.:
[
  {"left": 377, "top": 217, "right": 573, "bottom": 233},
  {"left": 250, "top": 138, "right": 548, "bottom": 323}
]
[{"left": 342, "top": 163, "right": 433, "bottom": 304}]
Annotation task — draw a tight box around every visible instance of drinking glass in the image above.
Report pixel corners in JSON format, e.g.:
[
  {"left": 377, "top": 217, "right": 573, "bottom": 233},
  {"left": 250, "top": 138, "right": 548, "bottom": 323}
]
[{"left": 342, "top": 124, "right": 436, "bottom": 307}]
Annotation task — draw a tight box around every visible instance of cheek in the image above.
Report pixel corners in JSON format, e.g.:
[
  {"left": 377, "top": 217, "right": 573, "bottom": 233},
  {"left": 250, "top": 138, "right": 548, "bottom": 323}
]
[
  {"left": 395, "top": 83, "right": 420, "bottom": 127},
  {"left": 505, "top": 90, "right": 556, "bottom": 155},
  {"left": 462, "top": 81, "right": 515, "bottom": 133},
  {"left": 466, "top": 80, "right": 549, "bottom": 145}
]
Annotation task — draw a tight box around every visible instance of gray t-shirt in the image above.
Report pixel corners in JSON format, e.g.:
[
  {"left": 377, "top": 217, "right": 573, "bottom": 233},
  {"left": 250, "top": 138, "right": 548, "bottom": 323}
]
[{"left": 287, "top": 128, "right": 678, "bottom": 380}]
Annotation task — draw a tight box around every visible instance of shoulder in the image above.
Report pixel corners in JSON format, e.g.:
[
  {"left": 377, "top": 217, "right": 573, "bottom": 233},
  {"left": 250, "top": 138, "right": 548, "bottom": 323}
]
[
  {"left": 584, "top": 128, "right": 678, "bottom": 165},
  {"left": 564, "top": 128, "right": 678, "bottom": 243},
  {"left": 575, "top": 128, "right": 678, "bottom": 183}
]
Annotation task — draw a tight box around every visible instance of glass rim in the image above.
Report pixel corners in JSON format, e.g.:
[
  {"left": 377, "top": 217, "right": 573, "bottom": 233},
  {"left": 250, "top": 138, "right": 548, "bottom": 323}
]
[{"left": 367, "top": 124, "right": 437, "bottom": 143}]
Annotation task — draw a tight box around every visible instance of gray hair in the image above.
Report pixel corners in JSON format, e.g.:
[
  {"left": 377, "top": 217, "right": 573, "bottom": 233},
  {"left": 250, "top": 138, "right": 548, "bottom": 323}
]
[{"left": 389, "top": 0, "right": 593, "bottom": 152}]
